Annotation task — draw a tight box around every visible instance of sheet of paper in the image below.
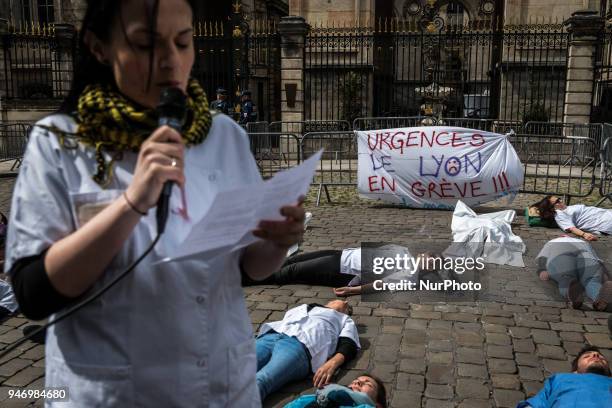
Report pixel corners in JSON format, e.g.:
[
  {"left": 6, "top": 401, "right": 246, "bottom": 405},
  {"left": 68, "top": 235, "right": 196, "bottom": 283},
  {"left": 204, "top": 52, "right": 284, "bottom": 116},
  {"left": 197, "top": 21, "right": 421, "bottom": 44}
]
[{"left": 157, "top": 150, "right": 323, "bottom": 263}]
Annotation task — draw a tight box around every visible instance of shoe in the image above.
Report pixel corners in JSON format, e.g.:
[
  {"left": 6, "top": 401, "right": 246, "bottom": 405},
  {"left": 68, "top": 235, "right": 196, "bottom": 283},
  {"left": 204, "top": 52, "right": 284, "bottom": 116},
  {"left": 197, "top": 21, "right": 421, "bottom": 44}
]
[
  {"left": 593, "top": 281, "right": 612, "bottom": 312},
  {"left": 567, "top": 280, "right": 584, "bottom": 309}
]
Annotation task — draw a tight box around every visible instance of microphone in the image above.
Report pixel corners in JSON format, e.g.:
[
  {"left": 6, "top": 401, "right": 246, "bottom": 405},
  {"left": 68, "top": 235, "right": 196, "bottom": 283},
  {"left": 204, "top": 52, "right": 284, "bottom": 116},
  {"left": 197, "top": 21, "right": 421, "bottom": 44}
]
[{"left": 156, "top": 87, "right": 187, "bottom": 234}]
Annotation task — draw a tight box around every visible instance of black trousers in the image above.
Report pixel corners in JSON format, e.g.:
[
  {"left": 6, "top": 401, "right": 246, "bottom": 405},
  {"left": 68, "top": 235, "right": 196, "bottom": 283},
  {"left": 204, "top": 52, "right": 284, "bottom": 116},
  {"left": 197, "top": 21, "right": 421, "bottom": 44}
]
[{"left": 242, "top": 250, "right": 354, "bottom": 287}]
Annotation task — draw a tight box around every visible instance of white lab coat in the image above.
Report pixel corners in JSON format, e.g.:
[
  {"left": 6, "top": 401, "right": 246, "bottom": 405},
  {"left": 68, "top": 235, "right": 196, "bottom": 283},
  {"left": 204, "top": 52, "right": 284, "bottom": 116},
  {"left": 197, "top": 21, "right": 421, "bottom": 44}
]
[
  {"left": 5, "top": 113, "right": 262, "bottom": 407},
  {"left": 444, "top": 200, "right": 525, "bottom": 267},
  {"left": 259, "top": 304, "right": 360, "bottom": 372}
]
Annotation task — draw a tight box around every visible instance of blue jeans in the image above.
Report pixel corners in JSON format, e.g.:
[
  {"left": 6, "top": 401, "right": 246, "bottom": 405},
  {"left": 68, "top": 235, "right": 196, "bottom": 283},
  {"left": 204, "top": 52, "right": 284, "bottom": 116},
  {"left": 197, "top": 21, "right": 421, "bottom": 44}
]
[
  {"left": 548, "top": 253, "right": 603, "bottom": 301},
  {"left": 256, "top": 332, "right": 311, "bottom": 401}
]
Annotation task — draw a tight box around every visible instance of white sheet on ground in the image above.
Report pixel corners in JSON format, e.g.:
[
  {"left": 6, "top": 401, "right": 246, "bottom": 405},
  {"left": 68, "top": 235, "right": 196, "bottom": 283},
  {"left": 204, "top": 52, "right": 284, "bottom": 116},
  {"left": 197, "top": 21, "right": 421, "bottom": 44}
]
[
  {"left": 443, "top": 200, "right": 525, "bottom": 267},
  {"left": 0, "top": 279, "right": 18, "bottom": 313}
]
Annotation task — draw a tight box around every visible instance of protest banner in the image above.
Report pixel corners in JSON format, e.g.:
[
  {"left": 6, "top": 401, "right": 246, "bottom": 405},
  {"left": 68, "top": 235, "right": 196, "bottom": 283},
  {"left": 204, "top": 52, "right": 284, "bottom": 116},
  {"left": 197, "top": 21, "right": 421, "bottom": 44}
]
[{"left": 356, "top": 126, "right": 524, "bottom": 209}]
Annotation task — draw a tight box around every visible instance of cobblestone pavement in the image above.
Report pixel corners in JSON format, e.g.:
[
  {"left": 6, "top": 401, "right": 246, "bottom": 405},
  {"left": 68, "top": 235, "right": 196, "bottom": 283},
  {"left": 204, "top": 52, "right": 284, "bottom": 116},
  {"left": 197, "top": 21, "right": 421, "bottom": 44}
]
[{"left": 0, "top": 178, "right": 611, "bottom": 407}]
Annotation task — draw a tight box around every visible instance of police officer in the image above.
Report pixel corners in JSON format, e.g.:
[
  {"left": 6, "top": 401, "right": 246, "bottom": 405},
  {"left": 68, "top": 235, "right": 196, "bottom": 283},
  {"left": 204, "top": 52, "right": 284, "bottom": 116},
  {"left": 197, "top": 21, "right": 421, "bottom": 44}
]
[
  {"left": 210, "top": 87, "right": 231, "bottom": 115},
  {"left": 239, "top": 89, "right": 257, "bottom": 125}
]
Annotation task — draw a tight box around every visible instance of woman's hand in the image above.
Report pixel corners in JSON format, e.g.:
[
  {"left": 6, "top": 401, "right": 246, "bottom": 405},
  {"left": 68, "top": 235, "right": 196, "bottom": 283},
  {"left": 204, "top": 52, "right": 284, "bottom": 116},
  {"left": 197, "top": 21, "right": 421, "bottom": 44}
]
[
  {"left": 252, "top": 197, "right": 306, "bottom": 250},
  {"left": 539, "top": 271, "right": 550, "bottom": 281},
  {"left": 125, "top": 126, "right": 185, "bottom": 212},
  {"left": 334, "top": 286, "right": 361, "bottom": 297},
  {"left": 313, "top": 358, "right": 341, "bottom": 388},
  {"left": 582, "top": 232, "right": 597, "bottom": 241}
]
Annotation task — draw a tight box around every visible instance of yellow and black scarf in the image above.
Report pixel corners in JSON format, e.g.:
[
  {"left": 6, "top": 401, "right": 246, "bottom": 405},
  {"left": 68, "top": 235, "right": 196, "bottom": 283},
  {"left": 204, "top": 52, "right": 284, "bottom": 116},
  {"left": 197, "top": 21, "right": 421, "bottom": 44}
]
[{"left": 52, "top": 79, "right": 212, "bottom": 187}]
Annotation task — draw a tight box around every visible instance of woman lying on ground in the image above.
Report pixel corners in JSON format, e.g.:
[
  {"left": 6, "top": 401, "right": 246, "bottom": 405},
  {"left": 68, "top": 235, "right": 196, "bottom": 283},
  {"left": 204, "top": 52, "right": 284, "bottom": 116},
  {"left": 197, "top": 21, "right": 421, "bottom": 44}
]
[
  {"left": 537, "top": 236, "right": 612, "bottom": 311},
  {"left": 536, "top": 195, "right": 612, "bottom": 241}
]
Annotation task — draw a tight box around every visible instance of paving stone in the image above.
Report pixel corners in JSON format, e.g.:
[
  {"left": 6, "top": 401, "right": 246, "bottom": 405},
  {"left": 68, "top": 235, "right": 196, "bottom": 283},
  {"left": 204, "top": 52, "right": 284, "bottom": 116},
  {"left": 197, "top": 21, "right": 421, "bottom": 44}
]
[
  {"left": 512, "top": 338, "right": 535, "bottom": 353},
  {"left": 491, "top": 374, "right": 521, "bottom": 390},
  {"left": 583, "top": 324, "right": 609, "bottom": 333},
  {"left": 481, "top": 316, "right": 514, "bottom": 326},
  {"left": 559, "top": 331, "right": 584, "bottom": 342},
  {"left": 3, "top": 366, "right": 44, "bottom": 387},
  {"left": 455, "top": 330, "right": 484, "bottom": 347},
  {"left": 0, "top": 358, "right": 32, "bottom": 378},
  {"left": 522, "top": 381, "right": 544, "bottom": 398},
  {"left": 399, "top": 359, "right": 426, "bottom": 374},
  {"left": 371, "top": 363, "right": 397, "bottom": 383},
  {"left": 247, "top": 294, "right": 275, "bottom": 302},
  {"left": 536, "top": 345, "right": 566, "bottom": 360},
  {"left": 249, "top": 310, "right": 271, "bottom": 324},
  {"left": 508, "top": 327, "right": 531, "bottom": 339},
  {"left": 426, "top": 364, "right": 455, "bottom": 384},
  {"left": 560, "top": 315, "right": 597, "bottom": 325},
  {"left": 457, "top": 363, "right": 489, "bottom": 379},
  {"left": 457, "top": 399, "right": 492, "bottom": 408},
  {"left": 456, "top": 379, "right": 489, "bottom": 399},
  {"left": 382, "top": 325, "right": 402, "bottom": 334},
  {"left": 530, "top": 329, "right": 561, "bottom": 346},
  {"left": 400, "top": 343, "right": 426, "bottom": 358},
  {"left": 549, "top": 322, "right": 583, "bottom": 332},
  {"left": 493, "top": 389, "right": 525, "bottom": 408},
  {"left": 443, "top": 313, "right": 479, "bottom": 322},
  {"left": 373, "top": 308, "right": 410, "bottom": 318},
  {"left": 428, "top": 352, "right": 453, "bottom": 365},
  {"left": 428, "top": 320, "right": 453, "bottom": 330},
  {"left": 404, "top": 319, "right": 429, "bottom": 330},
  {"left": 482, "top": 323, "right": 509, "bottom": 334},
  {"left": 377, "top": 334, "right": 403, "bottom": 347},
  {"left": 410, "top": 311, "right": 442, "bottom": 320},
  {"left": 562, "top": 341, "right": 585, "bottom": 356},
  {"left": 456, "top": 348, "right": 486, "bottom": 364},
  {"left": 488, "top": 358, "right": 517, "bottom": 374},
  {"left": 518, "top": 366, "right": 543, "bottom": 381},
  {"left": 374, "top": 346, "right": 400, "bottom": 363},
  {"left": 391, "top": 391, "right": 422, "bottom": 408},
  {"left": 423, "top": 399, "right": 455, "bottom": 408},
  {"left": 428, "top": 340, "right": 453, "bottom": 352},
  {"left": 395, "top": 373, "right": 425, "bottom": 392},
  {"left": 487, "top": 345, "right": 514, "bottom": 359},
  {"left": 584, "top": 333, "right": 612, "bottom": 348},
  {"left": 515, "top": 352, "right": 539, "bottom": 367},
  {"left": 485, "top": 333, "right": 512, "bottom": 346},
  {"left": 542, "top": 359, "right": 571, "bottom": 374},
  {"left": 429, "top": 328, "right": 453, "bottom": 340},
  {"left": 424, "top": 384, "right": 454, "bottom": 400}
]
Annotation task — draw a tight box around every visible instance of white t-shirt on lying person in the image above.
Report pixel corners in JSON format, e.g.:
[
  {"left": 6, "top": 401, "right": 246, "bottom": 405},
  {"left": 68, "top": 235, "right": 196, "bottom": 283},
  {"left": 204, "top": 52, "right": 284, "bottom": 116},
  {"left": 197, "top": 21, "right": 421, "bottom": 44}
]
[
  {"left": 554, "top": 205, "right": 612, "bottom": 234},
  {"left": 340, "top": 245, "right": 415, "bottom": 287}
]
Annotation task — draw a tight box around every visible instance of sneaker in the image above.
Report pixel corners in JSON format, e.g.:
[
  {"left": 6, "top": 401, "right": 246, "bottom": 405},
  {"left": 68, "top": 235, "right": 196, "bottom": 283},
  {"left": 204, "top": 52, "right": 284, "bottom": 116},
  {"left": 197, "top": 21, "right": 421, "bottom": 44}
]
[
  {"left": 593, "top": 281, "right": 612, "bottom": 312},
  {"left": 567, "top": 280, "right": 584, "bottom": 309}
]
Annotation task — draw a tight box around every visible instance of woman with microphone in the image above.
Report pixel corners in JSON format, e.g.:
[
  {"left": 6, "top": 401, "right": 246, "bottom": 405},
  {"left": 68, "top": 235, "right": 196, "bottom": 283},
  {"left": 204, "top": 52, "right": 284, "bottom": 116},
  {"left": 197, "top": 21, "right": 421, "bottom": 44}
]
[{"left": 4, "top": 0, "right": 303, "bottom": 406}]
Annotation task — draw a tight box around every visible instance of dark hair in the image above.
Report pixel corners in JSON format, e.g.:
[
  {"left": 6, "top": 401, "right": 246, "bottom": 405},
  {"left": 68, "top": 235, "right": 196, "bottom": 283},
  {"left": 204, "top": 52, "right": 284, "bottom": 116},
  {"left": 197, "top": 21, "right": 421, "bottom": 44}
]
[
  {"left": 571, "top": 346, "right": 605, "bottom": 372},
  {"left": 60, "top": 0, "right": 196, "bottom": 114},
  {"left": 535, "top": 195, "right": 557, "bottom": 224},
  {"left": 362, "top": 373, "right": 387, "bottom": 408},
  {"left": 346, "top": 304, "right": 353, "bottom": 316}
]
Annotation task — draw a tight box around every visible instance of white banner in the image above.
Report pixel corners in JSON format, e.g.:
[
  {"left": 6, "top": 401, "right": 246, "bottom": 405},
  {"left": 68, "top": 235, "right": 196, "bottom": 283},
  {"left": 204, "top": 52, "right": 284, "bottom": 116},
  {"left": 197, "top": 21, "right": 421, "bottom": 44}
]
[{"left": 356, "top": 126, "right": 524, "bottom": 209}]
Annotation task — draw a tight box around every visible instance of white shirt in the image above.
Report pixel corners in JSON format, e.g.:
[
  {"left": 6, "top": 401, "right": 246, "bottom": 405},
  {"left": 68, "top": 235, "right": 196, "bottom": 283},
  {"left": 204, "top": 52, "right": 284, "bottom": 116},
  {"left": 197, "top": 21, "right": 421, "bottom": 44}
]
[
  {"left": 555, "top": 205, "right": 612, "bottom": 234},
  {"left": 259, "top": 304, "right": 360, "bottom": 372},
  {"left": 340, "top": 245, "right": 415, "bottom": 286},
  {"left": 5, "top": 113, "right": 262, "bottom": 407}
]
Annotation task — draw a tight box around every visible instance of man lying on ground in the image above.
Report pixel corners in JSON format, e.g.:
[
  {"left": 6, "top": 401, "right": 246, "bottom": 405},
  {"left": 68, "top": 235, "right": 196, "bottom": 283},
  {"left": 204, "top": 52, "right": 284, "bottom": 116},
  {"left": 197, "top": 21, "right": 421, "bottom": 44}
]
[
  {"left": 516, "top": 346, "right": 612, "bottom": 408},
  {"left": 536, "top": 236, "right": 612, "bottom": 311},
  {"left": 255, "top": 300, "right": 360, "bottom": 402},
  {"left": 283, "top": 373, "right": 387, "bottom": 408}
]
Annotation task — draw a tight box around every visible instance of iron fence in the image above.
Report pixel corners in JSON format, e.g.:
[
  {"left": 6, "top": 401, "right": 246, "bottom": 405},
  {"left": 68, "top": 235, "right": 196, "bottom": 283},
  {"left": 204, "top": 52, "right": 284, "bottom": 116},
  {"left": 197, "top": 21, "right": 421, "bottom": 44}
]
[
  {"left": 597, "top": 125, "right": 612, "bottom": 205},
  {"left": 305, "top": 22, "right": 569, "bottom": 123},
  {"left": 1, "top": 24, "right": 75, "bottom": 100},
  {"left": 0, "top": 123, "right": 31, "bottom": 170}
]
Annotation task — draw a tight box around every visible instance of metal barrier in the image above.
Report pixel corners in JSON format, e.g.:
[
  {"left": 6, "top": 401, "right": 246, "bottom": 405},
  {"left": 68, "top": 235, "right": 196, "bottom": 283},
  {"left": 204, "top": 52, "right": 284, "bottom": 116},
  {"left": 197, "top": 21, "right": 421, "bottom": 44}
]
[
  {"left": 353, "top": 117, "right": 424, "bottom": 131},
  {"left": 269, "top": 120, "right": 351, "bottom": 135},
  {"left": 301, "top": 131, "right": 357, "bottom": 205},
  {"left": 245, "top": 122, "right": 270, "bottom": 133},
  {"left": 0, "top": 123, "right": 31, "bottom": 171},
  {"left": 597, "top": 134, "right": 612, "bottom": 206},
  {"left": 352, "top": 116, "right": 522, "bottom": 134},
  {"left": 508, "top": 134, "right": 598, "bottom": 201},
  {"left": 248, "top": 133, "right": 301, "bottom": 178}
]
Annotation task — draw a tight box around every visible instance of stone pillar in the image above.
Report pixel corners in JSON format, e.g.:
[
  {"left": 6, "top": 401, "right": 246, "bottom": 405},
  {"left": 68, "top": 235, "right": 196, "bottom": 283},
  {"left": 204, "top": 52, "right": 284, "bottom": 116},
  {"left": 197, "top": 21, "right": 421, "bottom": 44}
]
[
  {"left": 0, "top": 18, "right": 8, "bottom": 115},
  {"left": 51, "top": 24, "right": 76, "bottom": 98},
  {"left": 279, "top": 17, "right": 308, "bottom": 125},
  {"left": 563, "top": 10, "right": 605, "bottom": 124}
]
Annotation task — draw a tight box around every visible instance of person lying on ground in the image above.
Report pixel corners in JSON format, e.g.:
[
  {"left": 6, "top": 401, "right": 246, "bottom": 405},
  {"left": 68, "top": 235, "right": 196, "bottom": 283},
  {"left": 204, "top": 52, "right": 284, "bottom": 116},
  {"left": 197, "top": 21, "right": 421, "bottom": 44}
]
[
  {"left": 242, "top": 245, "right": 413, "bottom": 294},
  {"left": 255, "top": 300, "right": 360, "bottom": 402},
  {"left": 536, "top": 195, "right": 612, "bottom": 241},
  {"left": 516, "top": 346, "right": 611, "bottom": 408},
  {"left": 283, "top": 373, "right": 387, "bottom": 408},
  {"left": 536, "top": 236, "right": 612, "bottom": 311}
]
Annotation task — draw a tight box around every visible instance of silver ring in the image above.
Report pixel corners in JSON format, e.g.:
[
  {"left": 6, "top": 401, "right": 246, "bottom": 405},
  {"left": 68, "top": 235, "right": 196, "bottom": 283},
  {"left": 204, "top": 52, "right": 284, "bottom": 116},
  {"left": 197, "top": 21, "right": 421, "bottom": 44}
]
[{"left": 171, "top": 158, "right": 177, "bottom": 168}]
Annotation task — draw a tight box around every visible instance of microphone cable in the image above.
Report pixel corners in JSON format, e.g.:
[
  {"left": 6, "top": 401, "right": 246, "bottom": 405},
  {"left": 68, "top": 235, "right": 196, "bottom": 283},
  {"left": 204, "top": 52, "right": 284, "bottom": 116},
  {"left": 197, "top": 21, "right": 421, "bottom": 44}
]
[{"left": 0, "top": 233, "right": 161, "bottom": 359}]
